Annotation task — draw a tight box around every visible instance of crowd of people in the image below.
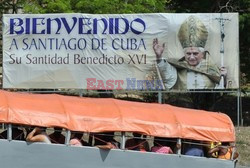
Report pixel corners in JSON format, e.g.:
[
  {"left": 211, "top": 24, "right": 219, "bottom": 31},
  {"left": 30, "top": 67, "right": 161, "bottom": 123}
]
[{"left": 0, "top": 124, "right": 238, "bottom": 161}]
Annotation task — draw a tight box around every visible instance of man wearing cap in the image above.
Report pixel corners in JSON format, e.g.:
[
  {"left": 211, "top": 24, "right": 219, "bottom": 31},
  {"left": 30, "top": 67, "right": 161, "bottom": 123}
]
[{"left": 153, "top": 16, "right": 227, "bottom": 90}]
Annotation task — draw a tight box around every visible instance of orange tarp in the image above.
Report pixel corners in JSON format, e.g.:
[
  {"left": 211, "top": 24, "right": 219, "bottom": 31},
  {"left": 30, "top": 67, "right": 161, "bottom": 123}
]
[{"left": 0, "top": 90, "right": 235, "bottom": 142}]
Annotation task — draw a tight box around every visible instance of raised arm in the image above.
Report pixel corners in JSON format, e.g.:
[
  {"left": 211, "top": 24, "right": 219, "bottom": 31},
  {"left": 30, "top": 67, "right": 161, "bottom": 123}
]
[
  {"left": 96, "top": 142, "right": 115, "bottom": 150},
  {"left": 153, "top": 38, "right": 165, "bottom": 63},
  {"left": 26, "top": 127, "right": 47, "bottom": 143},
  {"left": 208, "top": 146, "right": 220, "bottom": 156}
]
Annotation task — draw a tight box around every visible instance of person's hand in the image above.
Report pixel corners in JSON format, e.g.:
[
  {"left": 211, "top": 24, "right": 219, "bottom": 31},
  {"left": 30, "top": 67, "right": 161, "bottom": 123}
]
[
  {"left": 34, "top": 127, "right": 41, "bottom": 133},
  {"left": 96, "top": 143, "right": 113, "bottom": 150},
  {"left": 220, "top": 67, "right": 227, "bottom": 76},
  {"left": 153, "top": 38, "right": 165, "bottom": 60}
]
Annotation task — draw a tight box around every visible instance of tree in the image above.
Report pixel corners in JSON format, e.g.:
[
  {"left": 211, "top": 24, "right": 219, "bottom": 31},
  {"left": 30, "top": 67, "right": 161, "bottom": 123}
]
[
  {"left": 22, "top": 0, "right": 168, "bottom": 14},
  {"left": 0, "top": 0, "right": 23, "bottom": 14},
  {"left": 0, "top": 0, "right": 24, "bottom": 88},
  {"left": 72, "top": 0, "right": 167, "bottom": 14},
  {"left": 22, "top": 0, "right": 73, "bottom": 13}
]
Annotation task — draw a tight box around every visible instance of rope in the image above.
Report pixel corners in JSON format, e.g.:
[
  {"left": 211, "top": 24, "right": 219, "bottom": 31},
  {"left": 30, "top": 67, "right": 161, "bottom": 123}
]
[
  {"left": 0, "top": 133, "right": 5, "bottom": 139},
  {"left": 0, "top": 130, "right": 24, "bottom": 140},
  {"left": 50, "top": 137, "right": 60, "bottom": 144},
  {"left": 154, "top": 141, "right": 163, "bottom": 147},
  {"left": 13, "top": 132, "right": 24, "bottom": 140},
  {"left": 89, "top": 134, "right": 109, "bottom": 144},
  {"left": 126, "top": 140, "right": 147, "bottom": 150}
]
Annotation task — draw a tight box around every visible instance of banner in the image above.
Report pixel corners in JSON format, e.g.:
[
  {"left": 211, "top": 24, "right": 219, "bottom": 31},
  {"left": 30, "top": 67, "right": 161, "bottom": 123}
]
[{"left": 2, "top": 13, "right": 239, "bottom": 90}]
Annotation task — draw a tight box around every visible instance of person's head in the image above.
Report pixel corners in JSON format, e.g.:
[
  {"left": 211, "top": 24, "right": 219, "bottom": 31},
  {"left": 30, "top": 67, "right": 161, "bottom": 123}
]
[
  {"left": 184, "top": 47, "right": 205, "bottom": 66},
  {"left": 178, "top": 16, "right": 208, "bottom": 65},
  {"left": 70, "top": 139, "right": 82, "bottom": 146},
  {"left": 34, "top": 127, "right": 46, "bottom": 135}
]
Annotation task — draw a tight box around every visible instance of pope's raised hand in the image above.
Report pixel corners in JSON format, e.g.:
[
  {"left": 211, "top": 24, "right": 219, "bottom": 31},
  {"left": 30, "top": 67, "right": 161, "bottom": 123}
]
[{"left": 153, "top": 38, "right": 165, "bottom": 60}]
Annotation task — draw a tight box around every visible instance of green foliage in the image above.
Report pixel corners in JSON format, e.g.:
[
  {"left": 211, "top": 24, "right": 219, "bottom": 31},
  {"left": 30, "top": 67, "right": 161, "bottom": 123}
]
[
  {"left": 0, "top": 0, "right": 9, "bottom": 14},
  {"left": 0, "top": 0, "right": 24, "bottom": 14},
  {"left": 22, "top": 0, "right": 73, "bottom": 13},
  {"left": 22, "top": 0, "right": 167, "bottom": 14},
  {"left": 239, "top": 13, "right": 250, "bottom": 84}
]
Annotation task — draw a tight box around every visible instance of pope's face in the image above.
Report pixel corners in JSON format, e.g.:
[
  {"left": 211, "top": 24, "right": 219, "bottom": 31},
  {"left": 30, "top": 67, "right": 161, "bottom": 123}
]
[{"left": 184, "top": 47, "right": 204, "bottom": 66}]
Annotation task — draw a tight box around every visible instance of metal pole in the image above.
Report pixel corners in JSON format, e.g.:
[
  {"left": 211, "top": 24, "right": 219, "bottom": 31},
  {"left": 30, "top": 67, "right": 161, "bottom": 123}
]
[
  {"left": 121, "top": 132, "right": 126, "bottom": 150},
  {"left": 219, "top": 13, "right": 225, "bottom": 89},
  {"left": 158, "top": 91, "right": 162, "bottom": 104},
  {"left": 177, "top": 138, "right": 181, "bottom": 155},
  {"left": 237, "top": 89, "right": 240, "bottom": 127},
  {"left": 7, "top": 124, "right": 12, "bottom": 141},
  {"left": 65, "top": 130, "right": 71, "bottom": 145},
  {"left": 79, "top": 89, "right": 83, "bottom": 97},
  {"left": 215, "top": 14, "right": 230, "bottom": 89},
  {"left": 240, "top": 89, "right": 243, "bottom": 126},
  {"left": 230, "top": 142, "right": 236, "bottom": 160}
]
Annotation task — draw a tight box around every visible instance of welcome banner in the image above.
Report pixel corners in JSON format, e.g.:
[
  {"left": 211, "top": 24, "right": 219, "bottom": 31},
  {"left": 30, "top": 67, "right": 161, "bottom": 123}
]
[{"left": 2, "top": 13, "right": 239, "bottom": 90}]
